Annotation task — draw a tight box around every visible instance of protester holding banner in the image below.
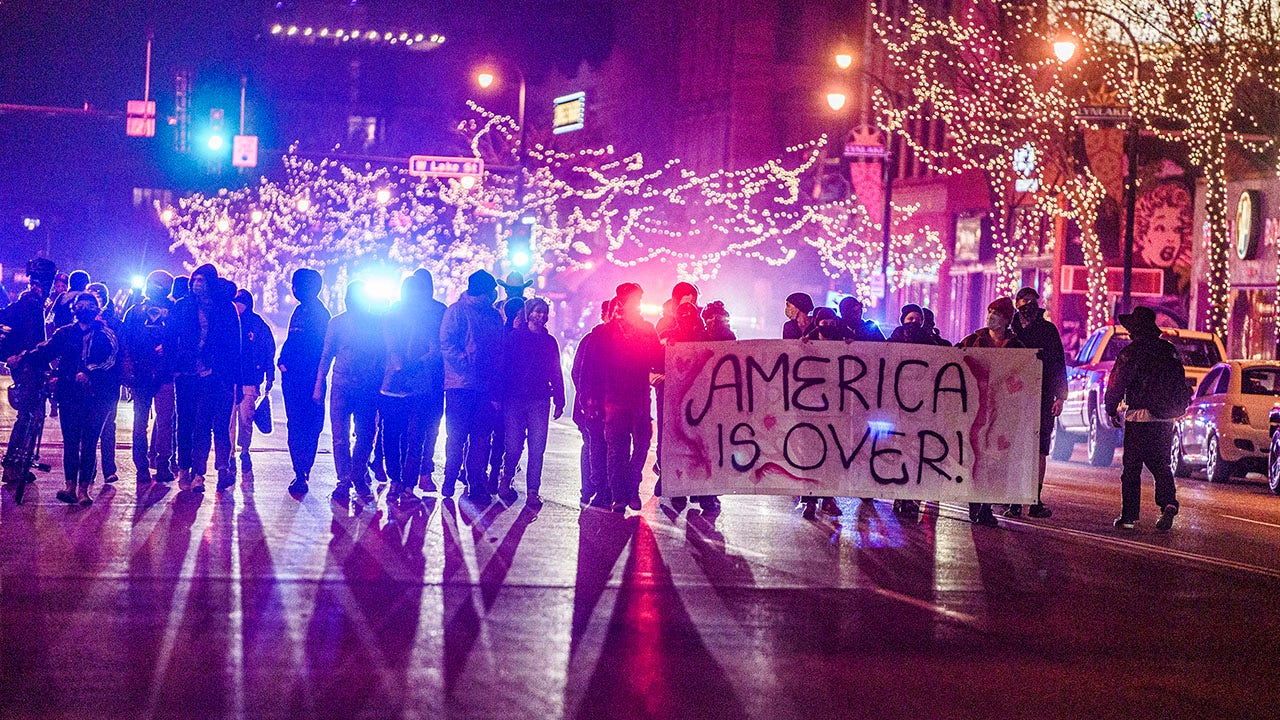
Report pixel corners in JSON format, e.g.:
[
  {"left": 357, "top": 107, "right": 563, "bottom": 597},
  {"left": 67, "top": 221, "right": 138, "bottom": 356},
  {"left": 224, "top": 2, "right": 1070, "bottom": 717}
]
[
  {"left": 572, "top": 300, "right": 612, "bottom": 507},
  {"left": 702, "top": 301, "right": 735, "bottom": 341},
  {"left": 596, "top": 283, "right": 661, "bottom": 513},
  {"left": 1007, "top": 286, "right": 1067, "bottom": 519},
  {"left": 958, "top": 297, "right": 1024, "bottom": 527},
  {"left": 658, "top": 300, "right": 722, "bottom": 514},
  {"left": 804, "top": 307, "right": 850, "bottom": 341},
  {"left": 921, "top": 307, "right": 951, "bottom": 346},
  {"left": 782, "top": 293, "right": 815, "bottom": 339},
  {"left": 886, "top": 303, "right": 934, "bottom": 516},
  {"left": 839, "top": 297, "right": 885, "bottom": 342},
  {"left": 654, "top": 284, "right": 702, "bottom": 505}
]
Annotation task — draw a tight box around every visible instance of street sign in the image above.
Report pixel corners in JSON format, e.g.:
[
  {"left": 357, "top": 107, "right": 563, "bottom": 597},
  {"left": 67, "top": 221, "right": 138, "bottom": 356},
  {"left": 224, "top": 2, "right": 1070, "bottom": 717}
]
[
  {"left": 552, "top": 91, "right": 586, "bottom": 134},
  {"left": 232, "top": 135, "right": 258, "bottom": 168},
  {"left": 408, "top": 155, "right": 484, "bottom": 180},
  {"left": 1075, "top": 105, "right": 1132, "bottom": 123},
  {"left": 843, "top": 124, "right": 887, "bottom": 159},
  {"left": 126, "top": 100, "right": 156, "bottom": 138}
]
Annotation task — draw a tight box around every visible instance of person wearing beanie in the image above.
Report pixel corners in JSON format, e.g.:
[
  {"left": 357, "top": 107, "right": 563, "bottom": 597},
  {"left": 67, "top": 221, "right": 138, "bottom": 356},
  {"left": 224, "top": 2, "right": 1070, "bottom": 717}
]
[
  {"left": 170, "top": 262, "right": 242, "bottom": 493},
  {"left": 887, "top": 302, "right": 934, "bottom": 515},
  {"left": 1006, "top": 285, "right": 1067, "bottom": 520},
  {"left": 440, "top": 269, "right": 505, "bottom": 504},
  {"left": 783, "top": 292, "right": 815, "bottom": 339},
  {"left": 229, "top": 288, "right": 276, "bottom": 479},
  {"left": 315, "top": 281, "right": 386, "bottom": 503},
  {"left": 121, "top": 270, "right": 178, "bottom": 483},
  {"left": 656, "top": 282, "right": 700, "bottom": 338},
  {"left": 85, "top": 282, "right": 124, "bottom": 484},
  {"left": 921, "top": 307, "right": 950, "bottom": 346},
  {"left": 957, "top": 296, "right": 1025, "bottom": 528},
  {"left": 277, "top": 267, "right": 330, "bottom": 496},
  {"left": 839, "top": 296, "right": 885, "bottom": 342},
  {"left": 702, "top": 301, "right": 735, "bottom": 341},
  {"left": 496, "top": 297, "right": 565, "bottom": 506}
]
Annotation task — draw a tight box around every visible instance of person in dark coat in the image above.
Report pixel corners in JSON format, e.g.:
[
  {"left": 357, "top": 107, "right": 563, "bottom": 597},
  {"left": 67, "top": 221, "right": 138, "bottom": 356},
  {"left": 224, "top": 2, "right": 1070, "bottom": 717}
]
[
  {"left": 11, "top": 291, "right": 118, "bottom": 505},
  {"left": 1, "top": 258, "right": 57, "bottom": 486},
  {"left": 441, "top": 270, "right": 505, "bottom": 504},
  {"left": 702, "top": 301, "right": 736, "bottom": 341},
  {"left": 230, "top": 288, "right": 276, "bottom": 479},
  {"left": 316, "top": 281, "right": 387, "bottom": 503},
  {"left": 839, "top": 296, "right": 885, "bottom": 341},
  {"left": 654, "top": 283, "right": 702, "bottom": 505},
  {"left": 657, "top": 301, "right": 712, "bottom": 513},
  {"left": 921, "top": 307, "right": 951, "bottom": 346},
  {"left": 572, "top": 300, "right": 613, "bottom": 507},
  {"left": 86, "top": 282, "right": 123, "bottom": 484},
  {"left": 655, "top": 281, "right": 699, "bottom": 338},
  {"left": 380, "top": 272, "right": 447, "bottom": 503},
  {"left": 51, "top": 270, "right": 90, "bottom": 333},
  {"left": 886, "top": 303, "right": 935, "bottom": 516},
  {"left": 498, "top": 297, "right": 565, "bottom": 506},
  {"left": 597, "top": 283, "right": 661, "bottom": 513},
  {"left": 120, "top": 270, "right": 176, "bottom": 483},
  {"left": 170, "top": 263, "right": 242, "bottom": 493},
  {"left": 803, "top": 307, "right": 851, "bottom": 341},
  {"left": 485, "top": 296, "right": 526, "bottom": 494},
  {"left": 782, "top": 292, "right": 815, "bottom": 339},
  {"left": 277, "top": 269, "right": 330, "bottom": 496},
  {"left": 1007, "top": 286, "right": 1068, "bottom": 519},
  {"left": 957, "top": 297, "right": 1024, "bottom": 527},
  {"left": 1104, "top": 306, "right": 1181, "bottom": 531}
]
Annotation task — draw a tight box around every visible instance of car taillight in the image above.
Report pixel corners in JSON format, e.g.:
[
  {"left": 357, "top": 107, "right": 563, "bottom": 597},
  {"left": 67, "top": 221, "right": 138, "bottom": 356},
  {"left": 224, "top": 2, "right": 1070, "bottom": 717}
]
[{"left": 1232, "top": 405, "right": 1251, "bottom": 425}]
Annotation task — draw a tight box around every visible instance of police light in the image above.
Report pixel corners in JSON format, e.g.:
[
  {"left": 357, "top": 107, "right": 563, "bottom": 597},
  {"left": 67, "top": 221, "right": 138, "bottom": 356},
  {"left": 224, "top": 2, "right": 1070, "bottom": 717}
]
[
  {"left": 510, "top": 250, "right": 532, "bottom": 269},
  {"left": 131, "top": 275, "right": 145, "bottom": 290}
]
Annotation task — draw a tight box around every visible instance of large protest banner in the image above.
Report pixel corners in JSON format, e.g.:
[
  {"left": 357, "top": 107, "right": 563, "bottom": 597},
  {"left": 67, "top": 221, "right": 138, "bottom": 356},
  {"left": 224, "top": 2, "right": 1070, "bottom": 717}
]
[{"left": 660, "top": 340, "right": 1043, "bottom": 503}]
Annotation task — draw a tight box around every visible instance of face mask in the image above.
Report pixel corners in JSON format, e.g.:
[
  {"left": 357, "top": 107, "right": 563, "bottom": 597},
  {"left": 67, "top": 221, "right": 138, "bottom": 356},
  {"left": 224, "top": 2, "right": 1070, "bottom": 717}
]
[
  {"left": 75, "top": 308, "right": 98, "bottom": 323},
  {"left": 987, "top": 313, "right": 1007, "bottom": 332}
]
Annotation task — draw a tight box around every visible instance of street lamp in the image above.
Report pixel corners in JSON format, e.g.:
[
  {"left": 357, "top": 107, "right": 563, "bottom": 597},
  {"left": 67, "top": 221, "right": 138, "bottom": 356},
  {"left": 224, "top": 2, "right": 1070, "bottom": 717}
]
[
  {"left": 826, "top": 90, "right": 848, "bottom": 112},
  {"left": 475, "top": 64, "right": 531, "bottom": 268},
  {"left": 1055, "top": 8, "right": 1142, "bottom": 314}
]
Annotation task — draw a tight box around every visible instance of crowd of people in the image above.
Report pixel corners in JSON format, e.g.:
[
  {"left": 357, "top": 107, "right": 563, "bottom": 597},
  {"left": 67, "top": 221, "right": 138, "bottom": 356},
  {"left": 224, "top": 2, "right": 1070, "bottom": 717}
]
[{"left": 0, "top": 256, "right": 1184, "bottom": 531}]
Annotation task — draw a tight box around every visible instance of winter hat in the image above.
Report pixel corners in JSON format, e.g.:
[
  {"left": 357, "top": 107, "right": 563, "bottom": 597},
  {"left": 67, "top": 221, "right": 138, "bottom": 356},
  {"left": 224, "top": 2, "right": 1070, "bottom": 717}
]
[
  {"left": 812, "top": 307, "right": 839, "bottom": 324},
  {"left": 900, "top": 303, "right": 924, "bottom": 324},
  {"left": 987, "top": 297, "right": 1015, "bottom": 319},
  {"left": 502, "top": 296, "right": 526, "bottom": 324},
  {"left": 146, "top": 270, "right": 174, "bottom": 295},
  {"left": 785, "top": 292, "right": 814, "bottom": 314},
  {"left": 233, "top": 288, "right": 254, "bottom": 310},
  {"left": 466, "top": 269, "right": 498, "bottom": 296},
  {"left": 671, "top": 281, "right": 699, "bottom": 302},
  {"left": 615, "top": 282, "right": 643, "bottom": 303},
  {"left": 171, "top": 276, "right": 190, "bottom": 299},
  {"left": 1015, "top": 286, "right": 1040, "bottom": 303},
  {"left": 839, "top": 296, "right": 863, "bottom": 318},
  {"left": 702, "top": 300, "right": 729, "bottom": 320}
]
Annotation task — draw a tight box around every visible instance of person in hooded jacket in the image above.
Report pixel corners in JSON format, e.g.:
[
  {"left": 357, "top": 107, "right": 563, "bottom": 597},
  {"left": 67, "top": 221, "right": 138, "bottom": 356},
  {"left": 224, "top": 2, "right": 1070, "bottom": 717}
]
[
  {"left": 1, "top": 258, "right": 57, "bottom": 486},
  {"left": 782, "top": 292, "right": 815, "bottom": 339},
  {"left": 230, "top": 288, "right": 276, "bottom": 480},
  {"left": 1007, "top": 286, "right": 1067, "bottom": 519},
  {"left": 86, "top": 282, "right": 123, "bottom": 483},
  {"left": 886, "top": 303, "right": 935, "bottom": 516},
  {"left": 315, "top": 281, "right": 386, "bottom": 503},
  {"left": 277, "top": 268, "right": 330, "bottom": 496},
  {"left": 573, "top": 300, "right": 613, "bottom": 507},
  {"left": 12, "top": 291, "right": 118, "bottom": 505},
  {"left": 957, "top": 297, "right": 1024, "bottom": 527},
  {"left": 1104, "top": 306, "right": 1182, "bottom": 532},
  {"left": 441, "top": 270, "right": 505, "bottom": 504},
  {"left": 498, "top": 297, "right": 565, "bottom": 506},
  {"left": 921, "top": 307, "right": 951, "bottom": 346},
  {"left": 597, "top": 283, "right": 661, "bottom": 513},
  {"left": 120, "top": 270, "right": 177, "bottom": 484},
  {"left": 702, "top": 301, "right": 736, "bottom": 341},
  {"left": 170, "top": 263, "right": 242, "bottom": 493}
]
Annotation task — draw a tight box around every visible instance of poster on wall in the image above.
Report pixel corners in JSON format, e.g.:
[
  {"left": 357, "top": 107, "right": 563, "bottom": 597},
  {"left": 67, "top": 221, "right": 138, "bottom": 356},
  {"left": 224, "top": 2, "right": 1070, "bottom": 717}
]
[{"left": 660, "top": 340, "right": 1044, "bottom": 503}]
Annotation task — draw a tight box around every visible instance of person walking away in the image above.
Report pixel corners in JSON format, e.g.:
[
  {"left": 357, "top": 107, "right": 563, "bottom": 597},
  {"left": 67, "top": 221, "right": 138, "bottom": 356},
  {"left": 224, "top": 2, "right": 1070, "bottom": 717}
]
[
  {"left": 120, "top": 270, "right": 176, "bottom": 483},
  {"left": 572, "top": 300, "right": 612, "bottom": 507},
  {"left": 839, "top": 297, "right": 885, "bottom": 341},
  {"left": 86, "top": 282, "right": 123, "bottom": 483},
  {"left": 11, "top": 291, "right": 118, "bottom": 505},
  {"left": 440, "top": 270, "right": 505, "bottom": 505},
  {"left": 782, "top": 292, "right": 815, "bottom": 339},
  {"left": 315, "top": 281, "right": 386, "bottom": 503},
  {"left": 171, "top": 264, "right": 242, "bottom": 493},
  {"left": 598, "top": 283, "right": 661, "bottom": 513},
  {"left": 230, "top": 288, "right": 276, "bottom": 481},
  {"left": 277, "top": 269, "right": 330, "bottom": 496},
  {"left": 1, "top": 259, "right": 57, "bottom": 486},
  {"left": 1104, "top": 306, "right": 1185, "bottom": 531},
  {"left": 957, "top": 297, "right": 1024, "bottom": 527},
  {"left": 498, "top": 297, "right": 565, "bottom": 506},
  {"left": 1007, "top": 286, "right": 1067, "bottom": 519}
]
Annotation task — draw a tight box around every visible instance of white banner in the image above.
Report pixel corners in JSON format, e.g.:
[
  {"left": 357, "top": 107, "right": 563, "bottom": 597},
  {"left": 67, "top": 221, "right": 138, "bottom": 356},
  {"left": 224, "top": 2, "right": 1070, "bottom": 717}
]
[{"left": 660, "top": 340, "right": 1043, "bottom": 503}]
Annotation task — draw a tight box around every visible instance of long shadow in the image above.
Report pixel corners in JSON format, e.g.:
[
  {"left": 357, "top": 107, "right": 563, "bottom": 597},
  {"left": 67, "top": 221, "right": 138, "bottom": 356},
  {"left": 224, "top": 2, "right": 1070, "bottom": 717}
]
[
  {"left": 682, "top": 509, "right": 756, "bottom": 608},
  {"left": 571, "top": 518, "right": 748, "bottom": 720},
  {"left": 569, "top": 509, "right": 636, "bottom": 654},
  {"left": 846, "top": 500, "right": 942, "bottom": 651},
  {"left": 440, "top": 498, "right": 482, "bottom": 700},
  {"left": 371, "top": 496, "right": 433, "bottom": 712},
  {"left": 131, "top": 480, "right": 172, "bottom": 525},
  {"left": 478, "top": 504, "right": 538, "bottom": 610}
]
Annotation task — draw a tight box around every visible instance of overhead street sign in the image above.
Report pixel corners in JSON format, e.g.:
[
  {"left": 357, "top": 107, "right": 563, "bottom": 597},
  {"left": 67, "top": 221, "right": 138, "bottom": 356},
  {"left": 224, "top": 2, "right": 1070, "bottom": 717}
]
[
  {"left": 843, "top": 124, "right": 888, "bottom": 159},
  {"left": 1075, "top": 105, "right": 1133, "bottom": 123},
  {"left": 552, "top": 92, "right": 586, "bottom": 134},
  {"left": 409, "top": 155, "right": 484, "bottom": 179}
]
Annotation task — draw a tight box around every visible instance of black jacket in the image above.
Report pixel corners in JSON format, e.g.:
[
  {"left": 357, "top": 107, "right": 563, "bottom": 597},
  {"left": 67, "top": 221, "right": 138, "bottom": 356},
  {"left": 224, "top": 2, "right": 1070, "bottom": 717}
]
[
  {"left": 16, "top": 319, "right": 118, "bottom": 403},
  {"left": 238, "top": 310, "right": 277, "bottom": 387},
  {"left": 120, "top": 296, "right": 174, "bottom": 390},
  {"left": 1104, "top": 334, "right": 1179, "bottom": 418},
  {"left": 1012, "top": 308, "right": 1069, "bottom": 404},
  {"left": 170, "top": 293, "right": 242, "bottom": 380},
  {"left": 501, "top": 326, "right": 566, "bottom": 408},
  {"left": 0, "top": 289, "right": 46, "bottom": 360},
  {"left": 594, "top": 316, "right": 660, "bottom": 409},
  {"left": 844, "top": 318, "right": 886, "bottom": 342},
  {"left": 277, "top": 297, "right": 330, "bottom": 381},
  {"left": 381, "top": 297, "right": 446, "bottom": 397},
  {"left": 888, "top": 322, "right": 937, "bottom": 345}
]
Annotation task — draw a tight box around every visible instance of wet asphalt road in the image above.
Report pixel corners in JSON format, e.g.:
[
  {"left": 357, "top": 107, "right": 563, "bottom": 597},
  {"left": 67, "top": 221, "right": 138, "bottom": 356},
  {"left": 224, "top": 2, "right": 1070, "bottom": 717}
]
[{"left": 1, "top": 385, "right": 1278, "bottom": 719}]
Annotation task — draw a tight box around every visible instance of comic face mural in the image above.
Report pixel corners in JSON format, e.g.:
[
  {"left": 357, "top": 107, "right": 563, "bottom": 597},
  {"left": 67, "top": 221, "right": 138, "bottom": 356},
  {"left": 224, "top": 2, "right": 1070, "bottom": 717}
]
[{"left": 1134, "top": 181, "right": 1193, "bottom": 271}]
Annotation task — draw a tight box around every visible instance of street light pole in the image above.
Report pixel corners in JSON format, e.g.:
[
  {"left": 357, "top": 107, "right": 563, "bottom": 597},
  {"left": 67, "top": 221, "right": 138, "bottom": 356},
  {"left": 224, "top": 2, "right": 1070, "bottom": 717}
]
[{"left": 514, "top": 68, "right": 527, "bottom": 215}]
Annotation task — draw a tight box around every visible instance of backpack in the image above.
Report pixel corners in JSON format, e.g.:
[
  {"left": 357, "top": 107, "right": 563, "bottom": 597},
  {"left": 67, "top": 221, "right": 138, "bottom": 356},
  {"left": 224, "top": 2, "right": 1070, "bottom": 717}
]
[{"left": 1143, "top": 350, "right": 1192, "bottom": 420}]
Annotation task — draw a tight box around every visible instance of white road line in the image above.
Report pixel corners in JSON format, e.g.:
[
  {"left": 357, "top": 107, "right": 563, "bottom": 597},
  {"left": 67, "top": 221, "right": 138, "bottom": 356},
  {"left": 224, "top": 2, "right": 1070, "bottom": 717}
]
[{"left": 1220, "top": 514, "right": 1280, "bottom": 530}]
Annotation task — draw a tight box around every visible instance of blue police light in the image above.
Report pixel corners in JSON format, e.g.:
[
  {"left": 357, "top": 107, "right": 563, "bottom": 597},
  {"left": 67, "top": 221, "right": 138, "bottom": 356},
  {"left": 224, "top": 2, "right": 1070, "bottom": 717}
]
[{"left": 131, "top": 275, "right": 145, "bottom": 290}]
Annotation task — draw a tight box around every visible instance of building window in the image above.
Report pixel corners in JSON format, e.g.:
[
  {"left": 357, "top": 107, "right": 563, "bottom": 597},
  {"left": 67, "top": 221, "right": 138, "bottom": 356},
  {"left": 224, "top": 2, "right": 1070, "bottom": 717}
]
[{"left": 347, "top": 115, "right": 380, "bottom": 150}]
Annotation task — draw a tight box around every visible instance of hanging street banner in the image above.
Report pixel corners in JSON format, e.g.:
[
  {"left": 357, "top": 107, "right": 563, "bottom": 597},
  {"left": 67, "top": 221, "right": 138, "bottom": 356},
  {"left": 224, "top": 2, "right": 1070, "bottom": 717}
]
[
  {"left": 552, "top": 91, "right": 586, "bottom": 134},
  {"left": 660, "top": 340, "right": 1043, "bottom": 502}
]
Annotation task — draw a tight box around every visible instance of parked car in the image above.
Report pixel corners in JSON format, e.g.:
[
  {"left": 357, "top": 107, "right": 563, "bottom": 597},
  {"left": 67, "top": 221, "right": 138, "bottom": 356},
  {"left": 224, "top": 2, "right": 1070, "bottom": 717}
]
[
  {"left": 1052, "top": 324, "right": 1225, "bottom": 467},
  {"left": 1170, "top": 361, "right": 1280, "bottom": 483},
  {"left": 1265, "top": 406, "right": 1280, "bottom": 494}
]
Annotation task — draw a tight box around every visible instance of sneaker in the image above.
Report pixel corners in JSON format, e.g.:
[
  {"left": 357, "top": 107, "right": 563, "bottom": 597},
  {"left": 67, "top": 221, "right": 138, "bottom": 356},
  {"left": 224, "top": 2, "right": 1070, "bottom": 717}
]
[
  {"left": 973, "top": 509, "right": 999, "bottom": 528},
  {"left": 627, "top": 495, "right": 642, "bottom": 511},
  {"left": 287, "top": 477, "right": 308, "bottom": 496},
  {"left": 820, "top": 497, "right": 843, "bottom": 516},
  {"left": 191, "top": 475, "right": 206, "bottom": 494},
  {"left": 217, "top": 472, "right": 236, "bottom": 491},
  {"left": 697, "top": 496, "right": 721, "bottom": 515},
  {"left": 1004, "top": 504, "right": 1023, "bottom": 518},
  {"left": 104, "top": 473, "right": 119, "bottom": 484},
  {"left": 418, "top": 475, "right": 437, "bottom": 493},
  {"left": 801, "top": 500, "right": 817, "bottom": 520},
  {"left": 1028, "top": 504, "right": 1052, "bottom": 519},
  {"left": 895, "top": 499, "right": 920, "bottom": 515},
  {"left": 1155, "top": 505, "right": 1177, "bottom": 532},
  {"left": 1113, "top": 516, "right": 1136, "bottom": 530},
  {"left": 610, "top": 502, "right": 628, "bottom": 514},
  {"left": 56, "top": 488, "right": 77, "bottom": 504}
]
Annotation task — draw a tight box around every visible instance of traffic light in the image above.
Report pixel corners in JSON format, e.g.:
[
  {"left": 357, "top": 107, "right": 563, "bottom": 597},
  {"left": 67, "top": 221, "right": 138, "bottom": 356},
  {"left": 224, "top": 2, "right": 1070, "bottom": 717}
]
[
  {"left": 202, "top": 108, "right": 229, "bottom": 157},
  {"left": 507, "top": 215, "right": 535, "bottom": 271}
]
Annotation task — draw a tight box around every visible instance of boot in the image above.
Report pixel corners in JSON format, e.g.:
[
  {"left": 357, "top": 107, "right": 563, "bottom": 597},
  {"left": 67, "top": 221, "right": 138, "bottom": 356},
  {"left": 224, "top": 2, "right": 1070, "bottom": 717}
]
[
  {"left": 497, "top": 475, "right": 517, "bottom": 504},
  {"left": 56, "top": 482, "right": 77, "bottom": 504},
  {"left": 76, "top": 483, "right": 93, "bottom": 506}
]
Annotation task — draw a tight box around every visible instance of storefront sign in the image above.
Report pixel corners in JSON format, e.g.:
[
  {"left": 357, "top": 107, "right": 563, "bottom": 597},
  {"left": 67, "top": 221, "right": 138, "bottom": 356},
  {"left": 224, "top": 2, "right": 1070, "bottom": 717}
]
[
  {"left": 1236, "top": 190, "right": 1262, "bottom": 260},
  {"left": 660, "top": 340, "right": 1043, "bottom": 503}
]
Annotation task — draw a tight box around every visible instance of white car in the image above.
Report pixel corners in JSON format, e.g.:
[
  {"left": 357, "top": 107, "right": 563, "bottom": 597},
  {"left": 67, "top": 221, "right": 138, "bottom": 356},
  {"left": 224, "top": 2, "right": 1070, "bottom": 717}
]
[{"left": 1172, "top": 361, "right": 1280, "bottom": 483}]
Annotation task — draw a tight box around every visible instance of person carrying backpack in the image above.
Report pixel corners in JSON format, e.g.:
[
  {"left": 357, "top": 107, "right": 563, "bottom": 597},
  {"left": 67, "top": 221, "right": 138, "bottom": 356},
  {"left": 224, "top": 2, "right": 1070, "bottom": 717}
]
[{"left": 1104, "top": 306, "right": 1188, "bottom": 532}]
